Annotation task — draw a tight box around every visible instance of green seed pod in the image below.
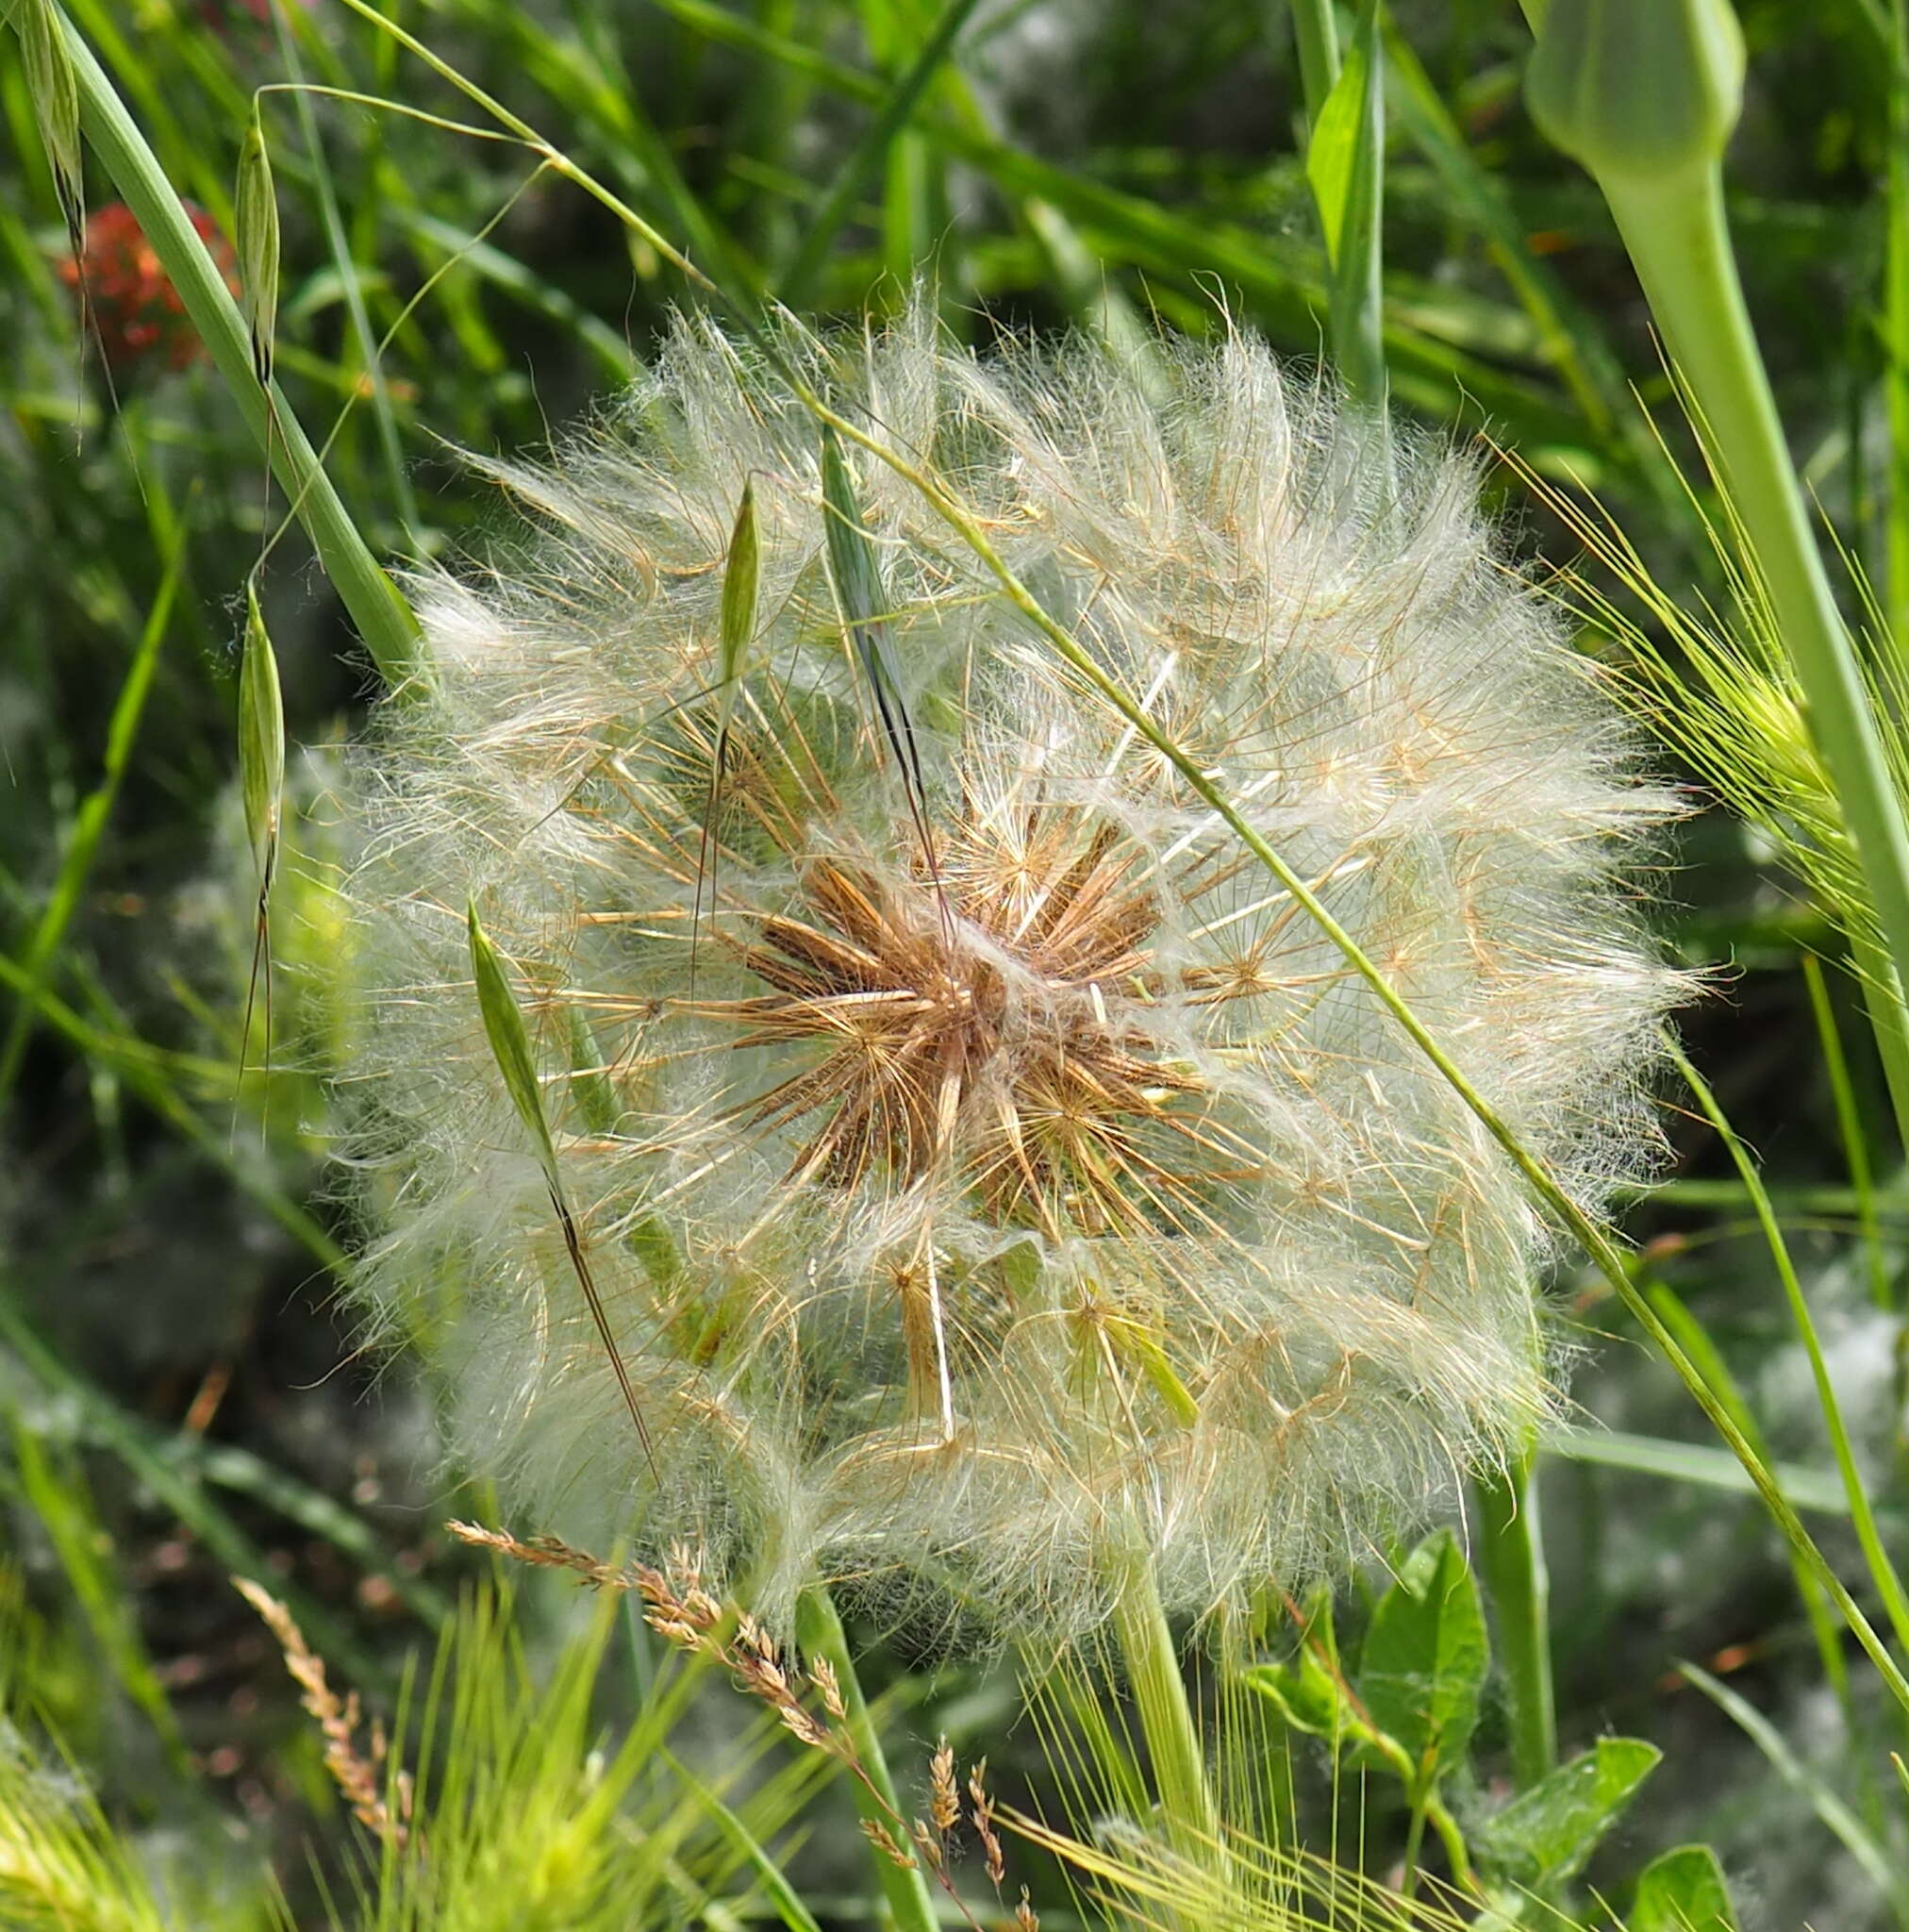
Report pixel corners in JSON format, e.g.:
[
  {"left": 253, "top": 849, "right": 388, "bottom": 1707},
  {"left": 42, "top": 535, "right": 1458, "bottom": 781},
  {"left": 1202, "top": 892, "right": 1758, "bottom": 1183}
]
[
  {"left": 17, "top": 0, "right": 82, "bottom": 246},
  {"left": 235, "top": 118, "right": 280, "bottom": 388},
  {"left": 1526, "top": 0, "right": 1745, "bottom": 186},
  {"left": 238, "top": 578, "right": 285, "bottom": 894}
]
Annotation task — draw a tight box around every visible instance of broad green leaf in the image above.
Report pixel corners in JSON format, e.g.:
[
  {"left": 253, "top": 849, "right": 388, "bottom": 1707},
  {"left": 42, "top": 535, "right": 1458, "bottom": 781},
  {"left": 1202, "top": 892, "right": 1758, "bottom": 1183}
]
[
  {"left": 235, "top": 117, "right": 281, "bottom": 387},
  {"left": 1303, "top": 0, "right": 1385, "bottom": 404},
  {"left": 1630, "top": 1844, "right": 1739, "bottom": 1932},
  {"left": 1303, "top": 0, "right": 1371, "bottom": 266},
  {"left": 1356, "top": 1530, "right": 1487, "bottom": 1784},
  {"left": 1471, "top": 1737, "right": 1660, "bottom": 1889}
]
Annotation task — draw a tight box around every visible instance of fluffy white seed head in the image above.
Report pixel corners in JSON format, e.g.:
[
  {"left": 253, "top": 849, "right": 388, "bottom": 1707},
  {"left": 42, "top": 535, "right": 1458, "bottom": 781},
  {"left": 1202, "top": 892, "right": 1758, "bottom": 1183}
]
[{"left": 342, "top": 309, "right": 1683, "bottom": 1641}]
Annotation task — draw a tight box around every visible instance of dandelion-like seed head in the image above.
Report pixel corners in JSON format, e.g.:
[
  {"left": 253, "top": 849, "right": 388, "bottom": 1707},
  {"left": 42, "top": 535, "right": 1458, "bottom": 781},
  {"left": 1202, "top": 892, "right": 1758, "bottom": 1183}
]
[{"left": 344, "top": 309, "right": 1684, "bottom": 1640}]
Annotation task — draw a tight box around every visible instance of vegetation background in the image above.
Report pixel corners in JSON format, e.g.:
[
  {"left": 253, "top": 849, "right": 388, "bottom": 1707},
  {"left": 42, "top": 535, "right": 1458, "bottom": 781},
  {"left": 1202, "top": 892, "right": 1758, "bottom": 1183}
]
[{"left": 2, "top": 0, "right": 1906, "bottom": 1926}]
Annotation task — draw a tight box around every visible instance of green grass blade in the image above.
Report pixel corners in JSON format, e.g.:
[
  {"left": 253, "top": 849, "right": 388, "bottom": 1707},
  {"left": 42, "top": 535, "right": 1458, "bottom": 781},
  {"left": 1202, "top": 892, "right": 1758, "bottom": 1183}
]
[
  {"left": 1304, "top": 0, "right": 1386, "bottom": 406},
  {"left": 1545, "top": 1424, "right": 1849, "bottom": 1515},
  {"left": 778, "top": 0, "right": 985, "bottom": 306},
  {"left": 1473, "top": 1438, "right": 1556, "bottom": 1787},
  {"left": 1887, "top": 0, "right": 1909, "bottom": 650},
  {"left": 1681, "top": 1662, "right": 1909, "bottom": 1924},
  {"left": 1643, "top": 1274, "right": 1855, "bottom": 1707},
  {"left": 0, "top": 1293, "right": 394, "bottom": 1693},
  {"left": 0, "top": 948, "right": 348, "bottom": 1275},
  {"left": 1670, "top": 1039, "right": 1909, "bottom": 1659},
  {"left": 670, "top": 1758, "right": 827, "bottom": 1932},
  {"left": 1380, "top": 8, "right": 1626, "bottom": 441},
  {"left": 1801, "top": 951, "right": 1894, "bottom": 1309},
  {"left": 819, "top": 425, "right": 941, "bottom": 901},
  {"left": 1288, "top": 0, "right": 1340, "bottom": 125},
  {"left": 0, "top": 507, "right": 186, "bottom": 1106},
  {"left": 9, "top": 1422, "right": 189, "bottom": 1769},
  {"left": 267, "top": 23, "right": 419, "bottom": 538},
  {"left": 792, "top": 1585, "right": 939, "bottom": 1932}
]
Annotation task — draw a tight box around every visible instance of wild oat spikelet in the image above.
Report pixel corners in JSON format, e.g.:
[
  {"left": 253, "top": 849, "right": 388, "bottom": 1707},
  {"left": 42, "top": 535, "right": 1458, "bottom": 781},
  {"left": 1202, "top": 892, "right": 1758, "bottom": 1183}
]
[{"left": 343, "top": 309, "right": 1682, "bottom": 1640}]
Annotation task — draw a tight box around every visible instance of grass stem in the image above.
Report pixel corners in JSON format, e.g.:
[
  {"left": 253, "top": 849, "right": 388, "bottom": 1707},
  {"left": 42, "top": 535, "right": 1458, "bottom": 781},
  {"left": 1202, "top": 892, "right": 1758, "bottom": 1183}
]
[
  {"left": 1602, "top": 160, "right": 1909, "bottom": 1147},
  {"left": 1473, "top": 1438, "right": 1556, "bottom": 1788},
  {"left": 1109, "top": 1557, "right": 1222, "bottom": 1880},
  {"left": 792, "top": 1586, "right": 939, "bottom": 1932}
]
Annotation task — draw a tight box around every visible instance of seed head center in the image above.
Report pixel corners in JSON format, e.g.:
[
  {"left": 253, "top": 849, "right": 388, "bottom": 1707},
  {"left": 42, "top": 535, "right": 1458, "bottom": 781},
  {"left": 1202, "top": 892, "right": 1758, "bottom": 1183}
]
[{"left": 701, "top": 811, "right": 1213, "bottom": 1237}]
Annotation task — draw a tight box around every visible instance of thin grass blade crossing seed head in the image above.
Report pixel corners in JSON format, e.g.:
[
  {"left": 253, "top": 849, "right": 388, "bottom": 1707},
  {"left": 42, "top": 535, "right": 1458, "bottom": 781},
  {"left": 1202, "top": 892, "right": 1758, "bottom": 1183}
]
[{"left": 341, "top": 307, "right": 1684, "bottom": 1641}]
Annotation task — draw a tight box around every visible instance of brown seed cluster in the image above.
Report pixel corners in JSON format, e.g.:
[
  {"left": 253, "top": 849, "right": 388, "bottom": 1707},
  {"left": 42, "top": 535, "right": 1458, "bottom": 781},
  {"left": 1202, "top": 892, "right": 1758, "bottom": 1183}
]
[
  {"left": 696, "top": 799, "right": 1253, "bottom": 1244},
  {"left": 235, "top": 1577, "right": 412, "bottom": 1845}
]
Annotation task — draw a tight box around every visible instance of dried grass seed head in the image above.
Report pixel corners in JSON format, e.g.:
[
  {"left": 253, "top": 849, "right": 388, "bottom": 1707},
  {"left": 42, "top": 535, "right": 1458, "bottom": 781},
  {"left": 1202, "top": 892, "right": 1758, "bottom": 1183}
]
[{"left": 343, "top": 308, "right": 1684, "bottom": 1641}]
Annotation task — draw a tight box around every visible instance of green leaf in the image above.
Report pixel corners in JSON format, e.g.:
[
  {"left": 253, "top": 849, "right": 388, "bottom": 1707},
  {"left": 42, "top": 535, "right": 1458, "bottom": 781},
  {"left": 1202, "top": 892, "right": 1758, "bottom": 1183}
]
[
  {"left": 1630, "top": 1844, "right": 1739, "bottom": 1932},
  {"left": 1303, "top": 0, "right": 1385, "bottom": 405},
  {"left": 1356, "top": 1530, "right": 1488, "bottom": 1786},
  {"left": 1471, "top": 1737, "right": 1660, "bottom": 1889},
  {"left": 1303, "top": 2, "right": 1369, "bottom": 266},
  {"left": 235, "top": 116, "right": 280, "bottom": 387}
]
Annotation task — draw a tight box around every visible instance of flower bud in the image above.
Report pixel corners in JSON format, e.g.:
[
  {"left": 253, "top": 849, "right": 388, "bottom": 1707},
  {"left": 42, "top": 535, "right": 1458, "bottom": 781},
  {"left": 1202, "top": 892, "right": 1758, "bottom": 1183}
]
[{"left": 1526, "top": 0, "right": 1744, "bottom": 186}]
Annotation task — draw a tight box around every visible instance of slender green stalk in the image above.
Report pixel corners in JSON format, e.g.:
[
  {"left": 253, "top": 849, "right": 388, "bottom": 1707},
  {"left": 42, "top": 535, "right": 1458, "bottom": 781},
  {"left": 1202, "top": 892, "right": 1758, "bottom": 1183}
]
[
  {"left": 1286, "top": 0, "right": 1340, "bottom": 124},
  {"left": 1670, "top": 1040, "right": 1909, "bottom": 1663},
  {"left": 1802, "top": 952, "right": 1894, "bottom": 1309},
  {"left": 791, "top": 1586, "right": 938, "bottom": 1932},
  {"left": 1887, "top": 0, "right": 1909, "bottom": 651},
  {"left": 1644, "top": 1274, "right": 1859, "bottom": 1736},
  {"left": 1600, "top": 168, "right": 1909, "bottom": 1145},
  {"left": 269, "top": 11, "right": 420, "bottom": 540},
  {"left": 1108, "top": 1557, "right": 1222, "bottom": 1878},
  {"left": 11, "top": 0, "right": 422, "bottom": 689},
  {"left": 1472, "top": 1439, "right": 1556, "bottom": 1788}
]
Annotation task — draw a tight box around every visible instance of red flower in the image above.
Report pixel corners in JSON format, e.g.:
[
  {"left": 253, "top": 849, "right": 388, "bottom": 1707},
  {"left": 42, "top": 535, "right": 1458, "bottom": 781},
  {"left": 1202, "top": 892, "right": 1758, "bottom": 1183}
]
[{"left": 59, "top": 202, "right": 240, "bottom": 372}]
